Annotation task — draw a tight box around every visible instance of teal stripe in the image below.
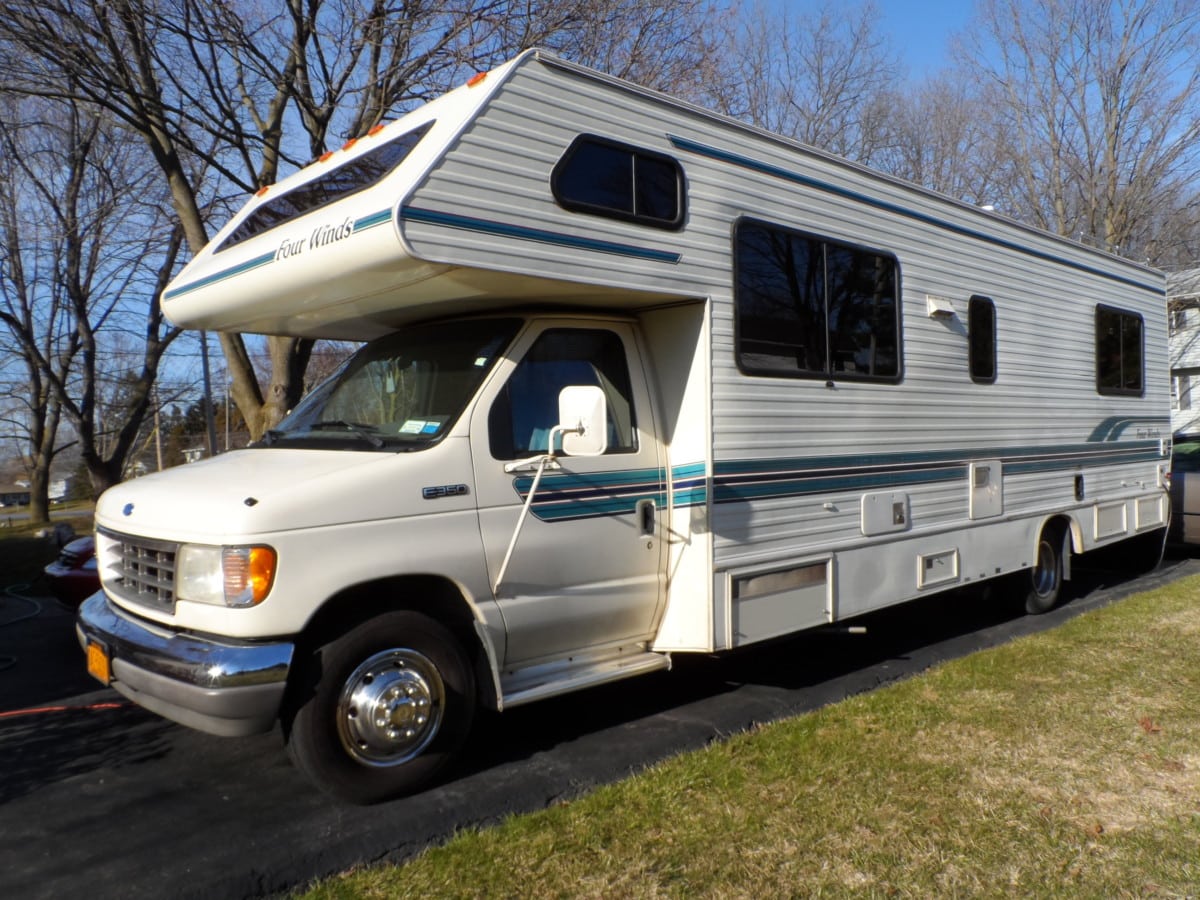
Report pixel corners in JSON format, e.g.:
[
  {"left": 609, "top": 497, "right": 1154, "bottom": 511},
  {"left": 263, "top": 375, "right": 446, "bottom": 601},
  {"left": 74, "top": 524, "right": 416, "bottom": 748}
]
[
  {"left": 355, "top": 209, "right": 393, "bottom": 230},
  {"left": 699, "top": 441, "right": 1163, "bottom": 507},
  {"left": 714, "top": 466, "right": 964, "bottom": 504},
  {"left": 512, "top": 467, "right": 666, "bottom": 522},
  {"left": 1087, "top": 416, "right": 1171, "bottom": 442},
  {"left": 401, "top": 206, "right": 682, "bottom": 264},
  {"left": 672, "top": 488, "right": 709, "bottom": 507},
  {"left": 164, "top": 207, "right": 393, "bottom": 301},
  {"left": 164, "top": 251, "right": 274, "bottom": 300},
  {"left": 672, "top": 462, "right": 709, "bottom": 509},
  {"left": 671, "top": 462, "right": 706, "bottom": 479},
  {"left": 512, "top": 467, "right": 664, "bottom": 493},
  {"left": 670, "top": 135, "right": 1162, "bottom": 296},
  {"left": 712, "top": 441, "right": 1164, "bottom": 477},
  {"left": 508, "top": 438, "right": 1164, "bottom": 519}
]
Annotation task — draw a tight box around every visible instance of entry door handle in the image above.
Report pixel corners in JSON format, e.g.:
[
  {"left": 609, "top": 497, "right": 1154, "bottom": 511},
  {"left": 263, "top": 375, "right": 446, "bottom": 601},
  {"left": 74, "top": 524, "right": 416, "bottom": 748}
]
[{"left": 636, "top": 498, "right": 656, "bottom": 537}]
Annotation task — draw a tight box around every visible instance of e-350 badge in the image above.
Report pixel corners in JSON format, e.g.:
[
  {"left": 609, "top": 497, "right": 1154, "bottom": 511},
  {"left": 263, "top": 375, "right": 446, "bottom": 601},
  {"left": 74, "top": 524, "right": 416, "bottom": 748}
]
[{"left": 422, "top": 484, "right": 469, "bottom": 500}]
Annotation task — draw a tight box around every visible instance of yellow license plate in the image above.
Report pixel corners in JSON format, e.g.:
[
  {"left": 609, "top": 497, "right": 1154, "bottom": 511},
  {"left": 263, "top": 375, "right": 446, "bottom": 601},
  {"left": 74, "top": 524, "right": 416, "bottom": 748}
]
[{"left": 86, "top": 641, "right": 111, "bottom": 685}]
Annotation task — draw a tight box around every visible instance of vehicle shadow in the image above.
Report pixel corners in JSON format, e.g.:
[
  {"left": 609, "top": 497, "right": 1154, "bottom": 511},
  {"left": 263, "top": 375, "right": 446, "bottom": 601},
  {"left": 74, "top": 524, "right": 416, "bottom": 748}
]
[
  {"left": 0, "top": 592, "right": 98, "bottom": 711},
  {"left": 0, "top": 702, "right": 173, "bottom": 805},
  {"left": 453, "top": 556, "right": 1190, "bottom": 789},
  {"left": 0, "top": 587, "right": 177, "bottom": 806}
]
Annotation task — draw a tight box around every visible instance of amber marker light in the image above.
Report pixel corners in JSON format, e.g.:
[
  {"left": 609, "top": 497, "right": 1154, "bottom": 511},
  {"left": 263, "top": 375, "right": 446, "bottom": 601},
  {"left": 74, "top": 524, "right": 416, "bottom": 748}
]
[
  {"left": 368, "top": 123, "right": 386, "bottom": 136},
  {"left": 467, "top": 71, "right": 487, "bottom": 87},
  {"left": 222, "top": 545, "right": 277, "bottom": 608}
]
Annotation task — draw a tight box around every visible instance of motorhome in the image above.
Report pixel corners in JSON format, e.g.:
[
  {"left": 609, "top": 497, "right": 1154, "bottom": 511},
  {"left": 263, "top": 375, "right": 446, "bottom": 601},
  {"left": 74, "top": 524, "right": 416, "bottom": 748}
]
[{"left": 78, "top": 50, "right": 1170, "bottom": 803}]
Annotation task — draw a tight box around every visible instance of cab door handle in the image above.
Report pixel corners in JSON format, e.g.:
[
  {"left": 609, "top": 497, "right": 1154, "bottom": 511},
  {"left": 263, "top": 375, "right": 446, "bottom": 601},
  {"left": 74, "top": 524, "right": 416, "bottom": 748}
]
[{"left": 636, "top": 498, "right": 656, "bottom": 536}]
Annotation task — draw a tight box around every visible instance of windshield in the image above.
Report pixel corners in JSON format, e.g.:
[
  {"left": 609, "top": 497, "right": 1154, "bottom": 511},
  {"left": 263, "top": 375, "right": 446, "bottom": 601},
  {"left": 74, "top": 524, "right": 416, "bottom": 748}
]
[{"left": 262, "top": 318, "right": 520, "bottom": 451}]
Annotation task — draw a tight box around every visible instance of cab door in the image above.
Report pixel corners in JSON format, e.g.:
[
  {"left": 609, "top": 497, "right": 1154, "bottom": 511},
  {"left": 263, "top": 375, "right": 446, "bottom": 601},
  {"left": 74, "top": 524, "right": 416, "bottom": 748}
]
[{"left": 470, "top": 321, "right": 665, "bottom": 666}]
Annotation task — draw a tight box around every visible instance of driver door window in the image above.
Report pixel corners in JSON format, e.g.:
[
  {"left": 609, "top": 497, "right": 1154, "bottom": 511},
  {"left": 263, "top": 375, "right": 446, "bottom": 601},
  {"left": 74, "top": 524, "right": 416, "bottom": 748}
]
[{"left": 488, "top": 329, "right": 637, "bottom": 458}]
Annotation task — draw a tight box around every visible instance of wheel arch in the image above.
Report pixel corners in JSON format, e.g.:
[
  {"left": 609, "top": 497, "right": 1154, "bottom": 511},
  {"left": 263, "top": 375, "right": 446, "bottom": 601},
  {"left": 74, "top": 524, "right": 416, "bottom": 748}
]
[
  {"left": 294, "top": 574, "right": 502, "bottom": 712},
  {"left": 1057, "top": 513, "right": 1082, "bottom": 581}
]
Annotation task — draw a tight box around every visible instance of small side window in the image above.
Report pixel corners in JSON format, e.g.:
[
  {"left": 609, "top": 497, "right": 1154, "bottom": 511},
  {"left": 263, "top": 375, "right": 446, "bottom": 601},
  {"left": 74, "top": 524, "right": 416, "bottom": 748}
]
[
  {"left": 551, "top": 135, "right": 684, "bottom": 230},
  {"left": 1095, "top": 304, "right": 1144, "bottom": 396},
  {"left": 968, "top": 295, "right": 996, "bottom": 384}
]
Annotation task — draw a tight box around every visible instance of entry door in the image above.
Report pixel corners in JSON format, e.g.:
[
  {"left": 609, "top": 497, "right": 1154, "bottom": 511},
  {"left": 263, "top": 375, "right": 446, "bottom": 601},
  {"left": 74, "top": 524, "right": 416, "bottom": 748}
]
[{"left": 471, "top": 322, "right": 665, "bottom": 666}]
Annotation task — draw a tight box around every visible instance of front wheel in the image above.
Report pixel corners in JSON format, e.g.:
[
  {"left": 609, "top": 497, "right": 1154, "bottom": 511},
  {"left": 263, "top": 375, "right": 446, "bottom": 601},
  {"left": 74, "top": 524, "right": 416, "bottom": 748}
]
[
  {"left": 1023, "top": 526, "right": 1065, "bottom": 615},
  {"left": 284, "top": 611, "right": 475, "bottom": 804}
]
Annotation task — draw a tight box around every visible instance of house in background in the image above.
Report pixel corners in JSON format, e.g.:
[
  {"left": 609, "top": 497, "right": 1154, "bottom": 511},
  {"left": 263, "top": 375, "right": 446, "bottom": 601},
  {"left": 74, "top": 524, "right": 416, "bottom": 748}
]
[
  {"left": 0, "top": 478, "right": 68, "bottom": 507},
  {"left": 0, "top": 486, "right": 30, "bottom": 507},
  {"left": 1168, "top": 268, "right": 1200, "bottom": 436}
]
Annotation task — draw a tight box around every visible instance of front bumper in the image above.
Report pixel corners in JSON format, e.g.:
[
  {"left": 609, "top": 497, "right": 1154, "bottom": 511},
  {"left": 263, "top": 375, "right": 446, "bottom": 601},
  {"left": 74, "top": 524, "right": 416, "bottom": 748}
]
[{"left": 76, "top": 592, "right": 294, "bottom": 737}]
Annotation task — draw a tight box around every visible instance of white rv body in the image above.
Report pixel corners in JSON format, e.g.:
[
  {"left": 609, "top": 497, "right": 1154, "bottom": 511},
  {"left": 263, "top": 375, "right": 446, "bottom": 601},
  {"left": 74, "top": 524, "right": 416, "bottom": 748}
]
[{"left": 78, "top": 51, "right": 1169, "bottom": 802}]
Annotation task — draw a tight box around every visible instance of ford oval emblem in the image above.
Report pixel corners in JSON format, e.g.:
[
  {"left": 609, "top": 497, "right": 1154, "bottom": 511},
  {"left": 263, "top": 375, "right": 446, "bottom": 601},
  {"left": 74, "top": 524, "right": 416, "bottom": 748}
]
[{"left": 123, "top": 503, "right": 134, "bottom": 516}]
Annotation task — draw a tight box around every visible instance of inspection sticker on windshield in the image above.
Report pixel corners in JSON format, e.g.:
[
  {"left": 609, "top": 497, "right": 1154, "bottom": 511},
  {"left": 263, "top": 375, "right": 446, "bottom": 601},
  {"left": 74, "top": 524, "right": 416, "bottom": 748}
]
[{"left": 399, "top": 420, "right": 441, "bottom": 435}]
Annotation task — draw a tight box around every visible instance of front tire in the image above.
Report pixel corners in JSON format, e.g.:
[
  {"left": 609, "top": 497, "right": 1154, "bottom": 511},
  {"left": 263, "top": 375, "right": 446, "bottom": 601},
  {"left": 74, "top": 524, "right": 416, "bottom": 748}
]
[
  {"left": 284, "top": 611, "right": 475, "bottom": 804},
  {"left": 1024, "top": 525, "right": 1065, "bottom": 615}
]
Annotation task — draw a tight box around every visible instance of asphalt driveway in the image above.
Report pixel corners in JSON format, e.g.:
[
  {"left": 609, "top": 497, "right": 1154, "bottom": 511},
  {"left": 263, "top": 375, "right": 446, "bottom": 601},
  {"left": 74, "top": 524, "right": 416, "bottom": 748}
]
[{"left": 1, "top": 554, "right": 1196, "bottom": 899}]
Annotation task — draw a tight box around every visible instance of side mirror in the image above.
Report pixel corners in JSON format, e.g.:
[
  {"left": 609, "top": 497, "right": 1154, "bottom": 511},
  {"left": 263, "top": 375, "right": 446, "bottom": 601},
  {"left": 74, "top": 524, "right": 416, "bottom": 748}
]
[{"left": 557, "top": 385, "right": 608, "bottom": 457}]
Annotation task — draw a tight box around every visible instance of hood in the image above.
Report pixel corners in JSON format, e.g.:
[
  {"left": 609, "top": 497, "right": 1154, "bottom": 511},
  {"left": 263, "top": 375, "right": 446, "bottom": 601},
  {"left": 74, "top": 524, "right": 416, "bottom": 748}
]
[{"left": 94, "top": 448, "right": 421, "bottom": 541}]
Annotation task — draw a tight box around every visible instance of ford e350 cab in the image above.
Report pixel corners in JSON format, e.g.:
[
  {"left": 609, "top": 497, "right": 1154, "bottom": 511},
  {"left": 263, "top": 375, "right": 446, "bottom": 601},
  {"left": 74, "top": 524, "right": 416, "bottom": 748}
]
[{"left": 82, "top": 310, "right": 673, "bottom": 803}]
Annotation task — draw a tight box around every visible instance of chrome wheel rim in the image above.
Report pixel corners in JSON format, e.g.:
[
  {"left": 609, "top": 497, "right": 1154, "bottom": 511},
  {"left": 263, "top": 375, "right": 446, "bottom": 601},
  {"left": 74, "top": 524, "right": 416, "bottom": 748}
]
[
  {"left": 1031, "top": 539, "right": 1057, "bottom": 598},
  {"left": 336, "top": 648, "right": 445, "bottom": 767}
]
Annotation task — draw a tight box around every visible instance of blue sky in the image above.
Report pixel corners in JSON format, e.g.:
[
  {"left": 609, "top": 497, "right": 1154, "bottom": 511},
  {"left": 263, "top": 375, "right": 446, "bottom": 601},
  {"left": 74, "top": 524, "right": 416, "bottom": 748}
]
[{"left": 873, "top": 0, "right": 975, "bottom": 76}]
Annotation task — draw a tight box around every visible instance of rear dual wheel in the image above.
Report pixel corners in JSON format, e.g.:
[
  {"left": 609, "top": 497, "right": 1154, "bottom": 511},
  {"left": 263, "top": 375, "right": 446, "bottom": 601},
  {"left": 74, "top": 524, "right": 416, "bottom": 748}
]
[
  {"left": 284, "top": 610, "right": 475, "bottom": 804},
  {"left": 1023, "top": 525, "right": 1065, "bottom": 615}
]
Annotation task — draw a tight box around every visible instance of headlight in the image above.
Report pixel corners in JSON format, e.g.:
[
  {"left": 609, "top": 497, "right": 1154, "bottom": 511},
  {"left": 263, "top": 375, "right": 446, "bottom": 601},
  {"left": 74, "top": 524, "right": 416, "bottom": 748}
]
[{"left": 176, "top": 544, "right": 277, "bottom": 608}]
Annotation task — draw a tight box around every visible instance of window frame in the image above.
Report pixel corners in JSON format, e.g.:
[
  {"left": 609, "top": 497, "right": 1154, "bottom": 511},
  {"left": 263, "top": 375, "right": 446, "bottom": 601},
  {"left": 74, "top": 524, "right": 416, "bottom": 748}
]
[
  {"left": 1095, "top": 304, "right": 1145, "bottom": 397},
  {"left": 550, "top": 134, "right": 686, "bottom": 231},
  {"left": 967, "top": 295, "right": 997, "bottom": 384},
  {"left": 732, "top": 217, "right": 903, "bottom": 384}
]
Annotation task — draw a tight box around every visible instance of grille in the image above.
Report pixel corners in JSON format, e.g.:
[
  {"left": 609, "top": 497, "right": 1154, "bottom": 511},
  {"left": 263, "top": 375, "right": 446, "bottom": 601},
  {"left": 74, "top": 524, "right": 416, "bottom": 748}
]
[{"left": 98, "top": 529, "right": 178, "bottom": 613}]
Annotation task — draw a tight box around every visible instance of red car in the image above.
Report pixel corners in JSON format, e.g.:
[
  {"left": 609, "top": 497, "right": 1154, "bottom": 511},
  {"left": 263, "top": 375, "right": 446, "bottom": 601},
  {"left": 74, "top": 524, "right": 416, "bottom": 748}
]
[{"left": 43, "top": 534, "right": 99, "bottom": 608}]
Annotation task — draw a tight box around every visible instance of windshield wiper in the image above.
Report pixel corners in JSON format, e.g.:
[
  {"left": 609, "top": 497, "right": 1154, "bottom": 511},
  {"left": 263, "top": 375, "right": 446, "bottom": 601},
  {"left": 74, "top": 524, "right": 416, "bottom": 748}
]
[{"left": 308, "top": 420, "right": 385, "bottom": 448}]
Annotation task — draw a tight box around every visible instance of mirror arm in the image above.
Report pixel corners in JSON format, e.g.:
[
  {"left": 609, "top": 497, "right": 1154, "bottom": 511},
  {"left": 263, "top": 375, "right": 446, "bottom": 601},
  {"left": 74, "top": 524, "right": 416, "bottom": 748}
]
[{"left": 493, "top": 424, "right": 583, "bottom": 595}]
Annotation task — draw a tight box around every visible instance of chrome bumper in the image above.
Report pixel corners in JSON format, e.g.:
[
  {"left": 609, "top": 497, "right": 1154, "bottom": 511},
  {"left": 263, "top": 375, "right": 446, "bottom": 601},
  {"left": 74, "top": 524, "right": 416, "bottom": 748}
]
[{"left": 76, "top": 592, "right": 293, "bottom": 737}]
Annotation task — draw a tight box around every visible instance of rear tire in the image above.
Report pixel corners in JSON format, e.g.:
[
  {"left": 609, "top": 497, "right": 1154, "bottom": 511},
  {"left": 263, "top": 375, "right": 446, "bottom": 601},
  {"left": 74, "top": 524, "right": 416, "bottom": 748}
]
[
  {"left": 1024, "top": 525, "right": 1065, "bottom": 615},
  {"left": 284, "top": 610, "right": 475, "bottom": 804}
]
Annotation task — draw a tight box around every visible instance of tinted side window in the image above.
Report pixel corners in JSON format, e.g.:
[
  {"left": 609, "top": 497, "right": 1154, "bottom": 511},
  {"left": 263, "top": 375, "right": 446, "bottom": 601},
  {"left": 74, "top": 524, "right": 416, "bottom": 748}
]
[
  {"left": 217, "top": 123, "right": 432, "bottom": 253},
  {"left": 489, "top": 329, "right": 637, "bottom": 459},
  {"left": 826, "top": 244, "right": 899, "bottom": 377},
  {"left": 735, "top": 220, "right": 900, "bottom": 381},
  {"left": 555, "top": 141, "right": 633, "bottom": 213},
  {"left": 552, "top": 136, "right": 684, "bottom": 229},
  {"left": 1096, "top": 305, "right": 1144, "bottom": 396},
  {"left": 968, "top": 295, "right": 996, "bottom": 383}
]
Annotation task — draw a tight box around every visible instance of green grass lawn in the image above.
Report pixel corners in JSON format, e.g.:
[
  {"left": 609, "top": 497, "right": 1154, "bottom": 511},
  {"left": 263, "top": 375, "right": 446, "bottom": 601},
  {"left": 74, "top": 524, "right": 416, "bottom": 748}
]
[{"left": 302, "top": 575, "right": 1200, "bottom": 898}]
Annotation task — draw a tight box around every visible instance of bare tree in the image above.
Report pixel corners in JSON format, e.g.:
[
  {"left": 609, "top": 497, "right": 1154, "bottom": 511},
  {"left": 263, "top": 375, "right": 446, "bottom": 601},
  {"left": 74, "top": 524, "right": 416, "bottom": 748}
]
[
  {"left": 1, "top": 0, "right": 727, "bottom": 443},
  {"left": 957, "top": 0, "right": 1200, "bottom": 264},
  {"left": 0, "top": 93, "right": 184, "bottom": 503},
  {"left": 874, "top": 72, "right": 1006, "bottom": 206},
  {"left": 711, "top": 0, "right": 901, "bottom": 165}
]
